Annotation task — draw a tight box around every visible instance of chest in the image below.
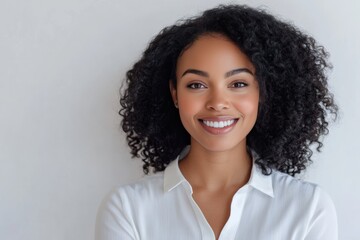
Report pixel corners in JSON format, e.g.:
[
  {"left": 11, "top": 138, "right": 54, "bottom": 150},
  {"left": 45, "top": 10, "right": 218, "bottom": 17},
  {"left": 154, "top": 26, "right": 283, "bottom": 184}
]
[
  {"left": 192, "top": 190, "right": 236, "bottom": 239},
  {"left": 133, "top": 184, "right": 312, "bottom": 240}
]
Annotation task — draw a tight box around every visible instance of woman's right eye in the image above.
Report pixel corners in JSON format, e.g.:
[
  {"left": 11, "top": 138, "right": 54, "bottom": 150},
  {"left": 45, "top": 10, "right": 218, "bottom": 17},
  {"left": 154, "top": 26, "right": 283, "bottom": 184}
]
[{"left": 187, "top": 83, "right": 206, "bottom": 89}]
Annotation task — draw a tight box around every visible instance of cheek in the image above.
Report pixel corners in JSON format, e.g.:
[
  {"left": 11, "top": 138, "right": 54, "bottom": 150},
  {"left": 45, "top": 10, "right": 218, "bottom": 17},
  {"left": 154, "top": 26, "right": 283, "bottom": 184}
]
[
  {"left": 234, "top": 93, "right": 259, "bottom": 117},
  {"left": 176, "top": 90, "right": 205, "bottom": 134},
  {"left": 178, "top": 93, "right": 201, "bottom": 121}
]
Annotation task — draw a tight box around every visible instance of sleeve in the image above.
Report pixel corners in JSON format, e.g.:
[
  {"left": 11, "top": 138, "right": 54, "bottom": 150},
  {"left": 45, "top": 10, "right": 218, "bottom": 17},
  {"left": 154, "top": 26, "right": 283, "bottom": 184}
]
[
  {"left": 95, "top": 190, "right": 138, "bottom": 240},
  {"left": 304, "top": 186, "right": 338, "bottom": 240}
]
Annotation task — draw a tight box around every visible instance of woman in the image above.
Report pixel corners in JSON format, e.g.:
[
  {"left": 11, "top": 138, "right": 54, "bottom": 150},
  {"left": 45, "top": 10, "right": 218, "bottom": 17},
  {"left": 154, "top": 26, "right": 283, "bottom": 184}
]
[{"left": 96, "top": 4, "right": 338, "bottom": 240}]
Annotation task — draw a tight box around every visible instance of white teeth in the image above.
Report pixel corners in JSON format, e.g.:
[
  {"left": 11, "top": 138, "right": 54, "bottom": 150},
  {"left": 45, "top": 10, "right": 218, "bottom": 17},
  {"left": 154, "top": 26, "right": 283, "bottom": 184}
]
[{"left": 202, "top": 119, "right": 235, "bottom": 128}]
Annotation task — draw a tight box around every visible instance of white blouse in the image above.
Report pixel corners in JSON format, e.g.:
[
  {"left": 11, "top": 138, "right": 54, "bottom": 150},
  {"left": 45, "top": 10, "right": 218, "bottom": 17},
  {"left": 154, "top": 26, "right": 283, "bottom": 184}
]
[{"left": 96, "top": 150, "right": 338, "bottom": 240}]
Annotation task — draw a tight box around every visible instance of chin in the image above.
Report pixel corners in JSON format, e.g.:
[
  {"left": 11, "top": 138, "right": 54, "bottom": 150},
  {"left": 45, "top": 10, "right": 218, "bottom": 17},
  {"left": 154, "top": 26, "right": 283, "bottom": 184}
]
[{"left": 197, "top": 140, "right": 245, "bottom": 153}]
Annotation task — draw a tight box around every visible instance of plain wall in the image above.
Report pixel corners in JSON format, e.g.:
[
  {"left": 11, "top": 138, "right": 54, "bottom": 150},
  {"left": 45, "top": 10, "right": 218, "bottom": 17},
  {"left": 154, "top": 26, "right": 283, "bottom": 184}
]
[{"left": 0, "top": 0, "right": 359, "bottom": 239}]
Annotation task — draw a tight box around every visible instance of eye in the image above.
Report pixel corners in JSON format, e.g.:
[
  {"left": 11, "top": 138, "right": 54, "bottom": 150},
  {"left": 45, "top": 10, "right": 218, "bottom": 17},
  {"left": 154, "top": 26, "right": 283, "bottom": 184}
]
[
  {"left": 187, "top": 82, "right": 206, "bottom": 89},
  {"left": 230, "top": 81, "right": 248, "bottom": 88}
]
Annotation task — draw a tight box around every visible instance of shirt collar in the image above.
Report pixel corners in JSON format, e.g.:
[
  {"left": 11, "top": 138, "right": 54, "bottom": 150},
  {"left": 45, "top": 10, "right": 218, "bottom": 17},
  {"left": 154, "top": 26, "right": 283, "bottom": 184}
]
[
  {"left": 163, "top": 147, "right": 274, "bottom": 198},
  {"left": 163, "top": 146, "right": 189, "bottom": 192},
  {"left": 163, "top": 157, "right": 185, "bottom": 192},
  {"left": 247, "top": 156, "right": 274, "bottom": 198}
]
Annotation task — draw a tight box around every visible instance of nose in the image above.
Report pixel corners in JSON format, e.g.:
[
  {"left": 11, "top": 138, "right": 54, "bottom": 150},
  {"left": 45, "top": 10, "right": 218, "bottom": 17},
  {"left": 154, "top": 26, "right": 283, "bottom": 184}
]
[{"left": 206, "top": 89, "right": 230, "bottom": 111}]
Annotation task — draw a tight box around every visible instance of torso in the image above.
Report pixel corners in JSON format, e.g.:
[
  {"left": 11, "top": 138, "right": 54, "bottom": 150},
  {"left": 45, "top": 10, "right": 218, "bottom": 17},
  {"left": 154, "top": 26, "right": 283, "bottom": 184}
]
[{"left": 97, "top": 159, "right": 337, "bottom": 240}]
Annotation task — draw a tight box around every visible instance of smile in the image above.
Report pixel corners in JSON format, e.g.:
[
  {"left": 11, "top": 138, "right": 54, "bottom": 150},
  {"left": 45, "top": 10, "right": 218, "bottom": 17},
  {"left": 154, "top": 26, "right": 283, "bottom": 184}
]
[
  {"left": 202, "top": 119, "right": 235, "bottom": 128},
  {"left": 199, "top": 118, "right": 239, "bottom": 135}
]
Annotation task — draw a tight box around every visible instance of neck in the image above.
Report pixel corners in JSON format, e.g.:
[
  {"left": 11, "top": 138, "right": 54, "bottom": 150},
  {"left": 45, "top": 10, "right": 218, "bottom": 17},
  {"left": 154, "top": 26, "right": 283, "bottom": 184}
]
[{"left": 179, "top": 141, "right": 252, "bottom": 192}]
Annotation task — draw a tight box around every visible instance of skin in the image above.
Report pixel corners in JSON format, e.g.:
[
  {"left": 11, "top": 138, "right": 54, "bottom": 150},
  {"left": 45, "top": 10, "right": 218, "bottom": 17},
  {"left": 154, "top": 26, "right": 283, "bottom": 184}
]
[{"left": 169, "top": 33, "right": 260, "bottom": 239}]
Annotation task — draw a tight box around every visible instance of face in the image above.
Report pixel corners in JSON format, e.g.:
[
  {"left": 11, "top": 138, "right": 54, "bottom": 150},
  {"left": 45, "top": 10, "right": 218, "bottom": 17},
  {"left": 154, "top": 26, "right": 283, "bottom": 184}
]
[{"left": 170, "top": 34, "right": 259, "bottom": 153}]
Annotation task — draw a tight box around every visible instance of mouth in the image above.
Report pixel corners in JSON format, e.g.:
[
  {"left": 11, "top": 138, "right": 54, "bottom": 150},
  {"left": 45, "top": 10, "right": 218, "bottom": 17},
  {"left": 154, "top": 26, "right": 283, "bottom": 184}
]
[
  {"left": 200, "top": 119, "right": 237, "bottom": 128},
  {"left": 198, "top": 118, "right": 239, "bottom": 134}
]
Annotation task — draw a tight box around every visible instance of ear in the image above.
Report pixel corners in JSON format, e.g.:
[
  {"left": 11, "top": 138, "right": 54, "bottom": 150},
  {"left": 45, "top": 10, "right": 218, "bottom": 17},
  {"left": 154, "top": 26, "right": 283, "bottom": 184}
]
[{"left": 169, "top": 80, "right": 177, "bottom": 104}]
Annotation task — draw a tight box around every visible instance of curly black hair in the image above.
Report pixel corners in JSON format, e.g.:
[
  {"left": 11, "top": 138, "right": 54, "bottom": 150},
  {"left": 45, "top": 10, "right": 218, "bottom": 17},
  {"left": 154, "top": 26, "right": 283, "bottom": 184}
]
[{"left": 119, "top": 4, "right": 338, "bottom": 176}]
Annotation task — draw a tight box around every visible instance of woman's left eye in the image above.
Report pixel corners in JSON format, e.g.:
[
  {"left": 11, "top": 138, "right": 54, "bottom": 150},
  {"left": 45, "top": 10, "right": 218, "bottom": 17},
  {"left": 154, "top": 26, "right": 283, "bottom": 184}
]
[{"left": 230, "top": 82, "right": 247, "bottom": 88}]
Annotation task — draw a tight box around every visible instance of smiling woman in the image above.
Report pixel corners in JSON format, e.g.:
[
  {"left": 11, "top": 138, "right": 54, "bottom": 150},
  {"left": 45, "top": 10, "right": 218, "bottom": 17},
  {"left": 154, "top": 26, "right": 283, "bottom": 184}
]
[{"left": 96, "top": 4, "right": 338, "bottom": 240}]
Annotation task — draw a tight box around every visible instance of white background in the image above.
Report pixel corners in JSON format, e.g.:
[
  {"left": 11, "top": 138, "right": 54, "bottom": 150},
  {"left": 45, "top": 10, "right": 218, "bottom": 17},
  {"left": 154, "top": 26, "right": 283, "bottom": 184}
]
[{"left": 0, "top": 0, "right": 359, "bottom": 239}]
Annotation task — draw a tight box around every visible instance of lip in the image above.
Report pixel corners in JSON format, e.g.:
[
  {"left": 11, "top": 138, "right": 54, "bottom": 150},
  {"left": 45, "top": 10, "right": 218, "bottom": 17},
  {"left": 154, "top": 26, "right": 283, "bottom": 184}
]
[
  {"left": 199, "top": 116, "right": 238, "bottom": 121},
  {"left": 198, "top": 117, "right": 239, "bottom": 135}
]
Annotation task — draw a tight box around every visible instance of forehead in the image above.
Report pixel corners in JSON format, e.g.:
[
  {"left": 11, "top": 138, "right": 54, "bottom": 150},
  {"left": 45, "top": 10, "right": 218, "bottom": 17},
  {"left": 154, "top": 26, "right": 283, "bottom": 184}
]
[{"left": 176, "top": 34, "right": 255, "bottom": 76}]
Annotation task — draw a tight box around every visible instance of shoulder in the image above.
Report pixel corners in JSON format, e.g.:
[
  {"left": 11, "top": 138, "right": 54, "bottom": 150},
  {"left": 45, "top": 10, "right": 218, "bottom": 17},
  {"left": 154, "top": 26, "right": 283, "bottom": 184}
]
[
  {"left": 272, "top": 171, "right": 317, "bottom": 194},
  {"left": 272, "top": 170, "right": 330, "bottom": 197},
  {"left": 271, "top": 170, "right": 331, "bottom": 202},
  {"left": 105, "top": 172, "right": 165, "bottom": 206},
  {"left": 268, "top": 170, "right": 338, "bottom": 238},
  {"left": 96, "top": 173, "right": 165, "bottom": 230},
  {"left": 270, "top": 170, "right": 337, "bottom": 222},
  {"left": 95, "top": 173, "right": 165, "bottom": 239}
]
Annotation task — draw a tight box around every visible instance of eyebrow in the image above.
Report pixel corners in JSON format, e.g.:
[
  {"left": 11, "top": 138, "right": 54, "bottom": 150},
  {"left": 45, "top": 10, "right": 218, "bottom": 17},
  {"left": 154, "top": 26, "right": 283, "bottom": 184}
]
[{"left": 181, "top": 68, "right": 254, "bottom": 78}]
